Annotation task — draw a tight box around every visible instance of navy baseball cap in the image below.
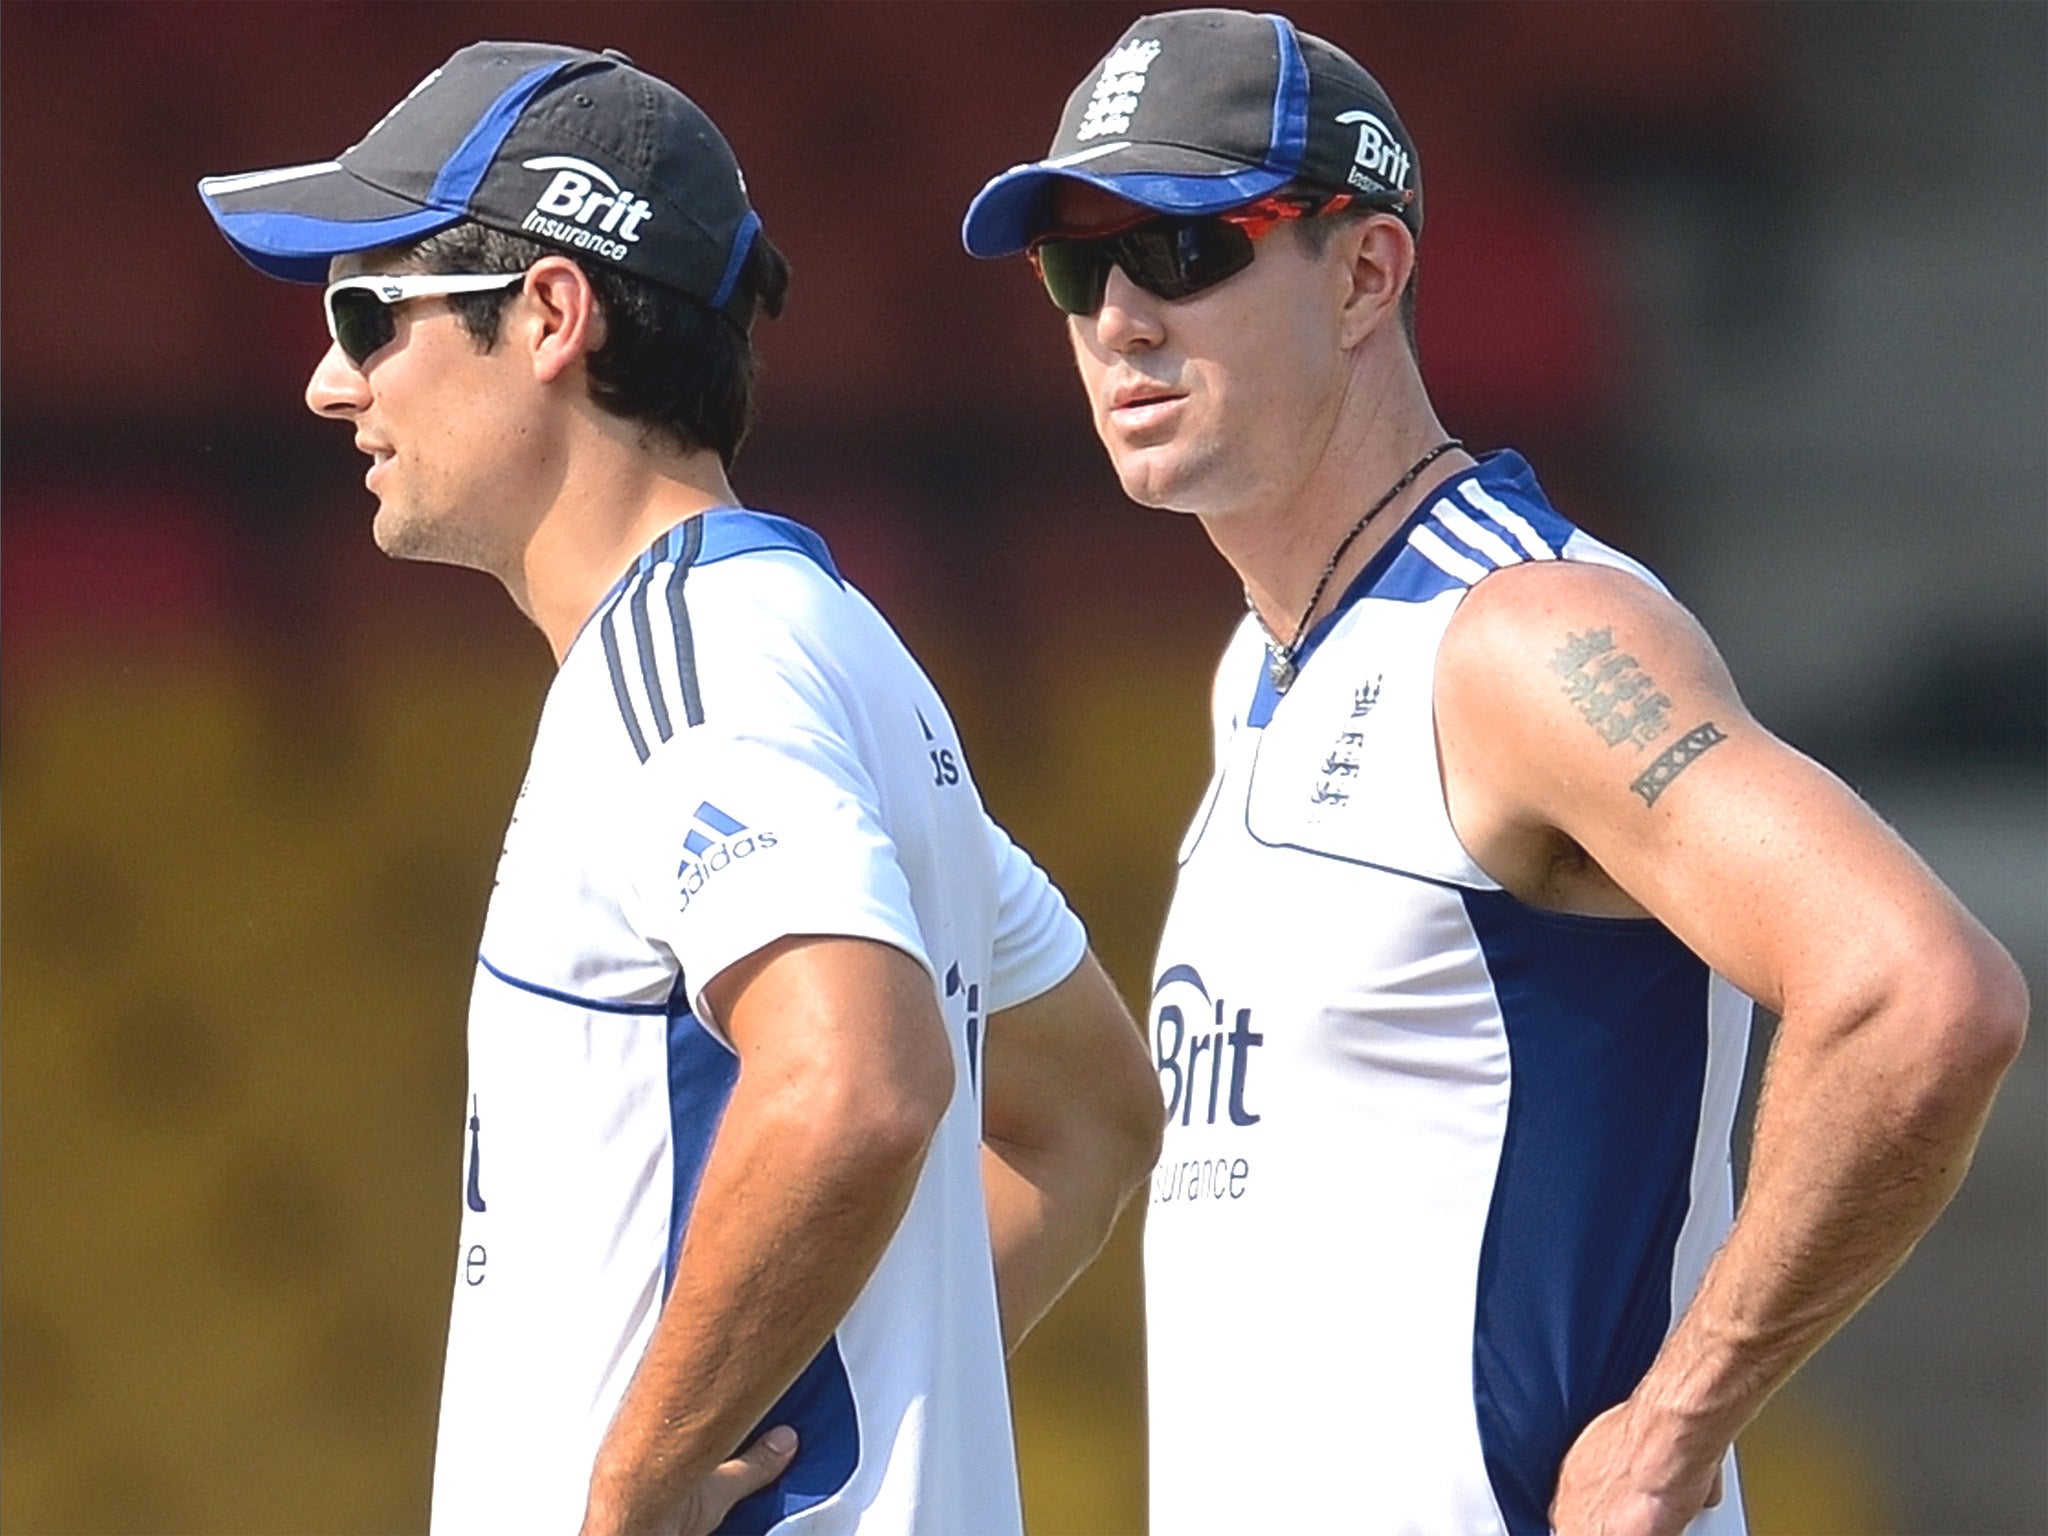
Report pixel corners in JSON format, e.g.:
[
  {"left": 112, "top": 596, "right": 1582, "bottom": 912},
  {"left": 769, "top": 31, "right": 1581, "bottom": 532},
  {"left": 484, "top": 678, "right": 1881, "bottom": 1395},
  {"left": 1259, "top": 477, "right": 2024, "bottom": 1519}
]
[
  {"left": 962, "top": 8, "right": 1420, "bottom": 258},
  {"left": 198, "top": 41, "right": 762, "bottom": 309}
]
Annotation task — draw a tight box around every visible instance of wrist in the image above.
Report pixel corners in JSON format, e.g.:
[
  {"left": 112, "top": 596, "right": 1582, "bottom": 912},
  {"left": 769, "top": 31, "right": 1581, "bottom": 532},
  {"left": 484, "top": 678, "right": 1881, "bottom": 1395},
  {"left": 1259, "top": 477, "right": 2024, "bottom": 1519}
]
[
  {"left": 1624, "top": 1388, "right": 1731, "bottom": 1479},
  {"left": 582, "top": 1456, "right": 681, "bottom": 1536},
  {"left": 1624, "top": 1338, "right": 1751, "bottom": 1478},
  {"left": 577, "top": 1482, "right": 632, "bottom": 1536}
]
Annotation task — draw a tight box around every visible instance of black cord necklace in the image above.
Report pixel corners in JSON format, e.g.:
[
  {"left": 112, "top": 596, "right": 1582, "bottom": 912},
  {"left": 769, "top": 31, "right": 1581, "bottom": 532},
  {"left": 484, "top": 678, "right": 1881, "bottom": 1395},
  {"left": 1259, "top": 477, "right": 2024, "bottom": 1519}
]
[{"left": 1250, "top": 438, "right": 1464, "bottom": 692}]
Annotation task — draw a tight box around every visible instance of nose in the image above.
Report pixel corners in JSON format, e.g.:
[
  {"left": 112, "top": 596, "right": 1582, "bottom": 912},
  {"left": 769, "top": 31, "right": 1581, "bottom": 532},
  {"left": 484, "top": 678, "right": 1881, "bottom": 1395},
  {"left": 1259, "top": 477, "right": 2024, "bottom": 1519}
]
[
  {"left": 304, "top": 341, "right": 368, "bottom": 419},
  {"left": 1092, "top": 265, "right": 1165, "bottom": 354}
]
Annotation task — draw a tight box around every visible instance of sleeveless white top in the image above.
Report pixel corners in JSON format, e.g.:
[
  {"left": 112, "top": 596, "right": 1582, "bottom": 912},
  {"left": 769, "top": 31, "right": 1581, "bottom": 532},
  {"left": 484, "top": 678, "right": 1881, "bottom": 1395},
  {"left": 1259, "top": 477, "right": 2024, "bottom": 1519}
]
[{"left": 1146, "top": 452, "right": 1751, "bottom": 1535}]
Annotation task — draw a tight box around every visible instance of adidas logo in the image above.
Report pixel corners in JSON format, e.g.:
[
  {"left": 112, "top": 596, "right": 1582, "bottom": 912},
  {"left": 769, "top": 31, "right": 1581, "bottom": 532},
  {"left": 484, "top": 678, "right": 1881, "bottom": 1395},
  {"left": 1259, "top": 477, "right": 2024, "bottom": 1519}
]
[{"left": 676, "top": 801, "right": 778, "bottom": 910}]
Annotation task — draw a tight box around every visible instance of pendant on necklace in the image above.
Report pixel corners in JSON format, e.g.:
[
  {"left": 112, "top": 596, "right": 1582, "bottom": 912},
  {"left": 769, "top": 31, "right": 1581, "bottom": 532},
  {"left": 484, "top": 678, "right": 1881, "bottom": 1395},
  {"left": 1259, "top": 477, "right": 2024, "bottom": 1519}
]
[{"left": 1268, "top": 650, "right": 1297, "bottom": 692}]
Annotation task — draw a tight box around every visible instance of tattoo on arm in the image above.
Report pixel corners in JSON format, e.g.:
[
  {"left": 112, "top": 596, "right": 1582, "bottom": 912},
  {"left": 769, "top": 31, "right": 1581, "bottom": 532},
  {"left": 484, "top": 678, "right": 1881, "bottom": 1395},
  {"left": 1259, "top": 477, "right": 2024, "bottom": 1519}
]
[
  {"left": 1548, "top": 627, "right": 1727, "bottom": 806},
  {"left": 1630, "top": 723, "right": 1728, "bottom": 806},
  {"left": 1548, "top": 628, "right": 1675, "bottom": 751}
]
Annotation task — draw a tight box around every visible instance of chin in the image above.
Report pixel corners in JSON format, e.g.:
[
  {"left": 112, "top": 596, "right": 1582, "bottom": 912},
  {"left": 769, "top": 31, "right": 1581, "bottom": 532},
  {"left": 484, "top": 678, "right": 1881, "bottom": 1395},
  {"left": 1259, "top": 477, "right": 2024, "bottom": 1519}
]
[
  {"left": 1115, "top": 470, "right": 1172, "bottom": 510},
  {"left": 374, "top": 504, "right": 455, "bottom": 565},
  {"left": 1102, "top": 440, "right": 1170, "bottom": 506},
  {"left": 370, "top": 503, "right": 426, "bottom": 560},
  {"left": 1111, "top": 447, "right": 1209, "bottom": 516},
  {"left": 376, "top": 508, "right": 508, "bottom": 579}
]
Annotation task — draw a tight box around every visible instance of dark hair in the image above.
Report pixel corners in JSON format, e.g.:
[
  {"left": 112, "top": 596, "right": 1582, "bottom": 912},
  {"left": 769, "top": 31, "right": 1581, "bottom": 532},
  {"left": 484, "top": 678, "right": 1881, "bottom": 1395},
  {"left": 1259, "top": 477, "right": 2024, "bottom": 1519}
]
[
  {"left": 1297, "top": 205, "right": 1418, "bottom": 354},
  {"left": 399, "top": 221, "right": 790, "bottom": 466}
]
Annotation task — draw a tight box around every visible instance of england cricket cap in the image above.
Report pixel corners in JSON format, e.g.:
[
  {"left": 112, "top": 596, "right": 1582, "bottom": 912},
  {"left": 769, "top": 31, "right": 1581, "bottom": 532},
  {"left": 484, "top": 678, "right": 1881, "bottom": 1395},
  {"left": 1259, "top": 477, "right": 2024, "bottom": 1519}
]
[
  {"left": 197, "top": 41, "right": 762, "bottom": 309},
  {"left": 962, "top": 8, "right": 1420, "bottom": 258}
]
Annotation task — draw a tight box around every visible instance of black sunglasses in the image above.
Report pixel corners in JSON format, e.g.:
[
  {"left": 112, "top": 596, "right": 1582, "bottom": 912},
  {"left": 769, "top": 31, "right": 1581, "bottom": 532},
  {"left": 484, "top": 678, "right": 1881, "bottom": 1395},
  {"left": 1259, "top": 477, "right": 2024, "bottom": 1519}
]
[
  {"left": 1027, "top": 194, "right": 1358, "bottom": 317},
  {"left": 322, "top": 271, "right": 528, "bottom": 367}
]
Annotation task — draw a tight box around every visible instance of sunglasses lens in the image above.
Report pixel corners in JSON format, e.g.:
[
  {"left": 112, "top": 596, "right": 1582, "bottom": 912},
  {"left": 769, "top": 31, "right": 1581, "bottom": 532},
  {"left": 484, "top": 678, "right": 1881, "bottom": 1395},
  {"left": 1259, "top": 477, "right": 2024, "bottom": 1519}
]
[
  {"left": 328, "top": 288, "right": 395, "bottom": 366},
  {"left": 1034, "top": 239, "right": 1113, "bottom": 317},
  {"left": 1033, "top": 217, "right": 1260, "bottom": 316},
  {"left": 1119, "top": 220, "right": 1257, "bottom": 301}
]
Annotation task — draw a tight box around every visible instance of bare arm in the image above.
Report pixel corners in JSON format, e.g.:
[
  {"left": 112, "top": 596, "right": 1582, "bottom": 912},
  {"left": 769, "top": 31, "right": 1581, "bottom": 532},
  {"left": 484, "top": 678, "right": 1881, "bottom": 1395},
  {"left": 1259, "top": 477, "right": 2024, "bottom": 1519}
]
[
  {"left": 981, "top": 950, "right": 1164, "bottom": 1352},
  {"left": 1437, "top": 562, "right": 2029, "bottom": 1536},
  {"left": 580, "top": 936, "right": 955, "bottom": 1536}
]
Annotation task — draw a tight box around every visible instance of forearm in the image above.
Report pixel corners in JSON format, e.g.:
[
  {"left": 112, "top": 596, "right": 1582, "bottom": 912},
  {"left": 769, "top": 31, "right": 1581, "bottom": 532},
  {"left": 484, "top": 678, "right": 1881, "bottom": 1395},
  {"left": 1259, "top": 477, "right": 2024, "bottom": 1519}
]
[
  {"left": 584, "top": 1080, "right": 931, "bottom": 1529},
  {"left": 1626, "top": 974, "right": 2020, "bottom": 1462},
  {"left": 982, "top": 1128, "right": 1148, "bottom": 1352},
  {"left": 977, "top": 952, "right": 1164, "bottom": 1352}
]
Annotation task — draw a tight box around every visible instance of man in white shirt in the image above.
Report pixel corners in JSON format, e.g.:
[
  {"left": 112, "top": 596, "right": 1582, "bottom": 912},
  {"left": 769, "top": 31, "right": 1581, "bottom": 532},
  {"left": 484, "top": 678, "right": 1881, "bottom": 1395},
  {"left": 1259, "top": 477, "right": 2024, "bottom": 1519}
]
[
  {"left": 963, "top": 9, "right": 2026, "bottom": 1533},
  {"left": 201, "top": 40, "right": 1162, "bottom": 1536}
]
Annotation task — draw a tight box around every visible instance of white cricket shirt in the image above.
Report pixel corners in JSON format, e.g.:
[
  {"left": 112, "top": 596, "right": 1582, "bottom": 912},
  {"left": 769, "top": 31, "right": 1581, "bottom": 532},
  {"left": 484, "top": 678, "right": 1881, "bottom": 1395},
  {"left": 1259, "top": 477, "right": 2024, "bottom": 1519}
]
[
  {"left": 1145, "top": 452, "right": 1752, "bottom": 1535},
  {"left": 430, "top": 510, "right": 1084, "bottom": 1535}
]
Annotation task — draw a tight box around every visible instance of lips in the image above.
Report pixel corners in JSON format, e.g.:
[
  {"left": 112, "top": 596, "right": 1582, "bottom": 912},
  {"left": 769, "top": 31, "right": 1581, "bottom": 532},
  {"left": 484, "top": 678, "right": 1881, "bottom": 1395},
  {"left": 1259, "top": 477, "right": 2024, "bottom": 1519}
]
[
  {"left": 1109, "top": 380, "right": 1183, "bottom": 411},
  {"left": 356, "top": 437, "right": 394, "bottom": 488},
  {"left": 1105, "top": 379, "right": 1187, "bottom": 441}
]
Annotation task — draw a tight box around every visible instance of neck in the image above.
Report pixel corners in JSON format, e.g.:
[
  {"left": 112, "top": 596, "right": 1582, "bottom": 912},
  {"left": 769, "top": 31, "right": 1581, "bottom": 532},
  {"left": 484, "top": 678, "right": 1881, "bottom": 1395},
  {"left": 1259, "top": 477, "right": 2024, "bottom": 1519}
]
[
  {"left": 1202, "top": 365, "right": 1468, "bottom": 648},
  {"left": 506, "top": 427, "right": 739, "bottom": 664}
]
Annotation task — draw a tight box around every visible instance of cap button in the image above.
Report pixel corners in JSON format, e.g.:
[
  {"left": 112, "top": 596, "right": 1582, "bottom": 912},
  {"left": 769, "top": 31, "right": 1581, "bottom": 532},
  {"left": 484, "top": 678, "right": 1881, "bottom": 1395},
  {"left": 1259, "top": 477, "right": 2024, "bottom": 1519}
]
[{"left": 600, "top": 48, "right": 634, "bottom": 64}]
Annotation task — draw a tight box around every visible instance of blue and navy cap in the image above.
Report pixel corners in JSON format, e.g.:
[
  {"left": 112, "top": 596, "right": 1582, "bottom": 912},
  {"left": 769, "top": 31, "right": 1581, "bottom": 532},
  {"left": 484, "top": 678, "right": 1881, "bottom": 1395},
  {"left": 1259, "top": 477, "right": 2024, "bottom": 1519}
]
[
  {"left": 963, "top": 8, "right": 1420, "bottom": 258},
  {"left": 198, "top": 41, "right": 762, "bottom": 309}
]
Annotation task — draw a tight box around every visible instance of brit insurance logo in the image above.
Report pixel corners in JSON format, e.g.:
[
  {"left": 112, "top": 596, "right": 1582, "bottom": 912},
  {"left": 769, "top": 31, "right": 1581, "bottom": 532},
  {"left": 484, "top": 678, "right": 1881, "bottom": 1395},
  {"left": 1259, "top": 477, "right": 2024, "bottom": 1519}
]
[
  {"left": 520, "top": 155, "right": 654, "bottom": 263},
  {"left": 1153, "top": 964, "right": 1262, "bottom": 1130},
  {"left": 1151, "top": 963, "right": 1264, "bottom": 1207},
  {"left": 676, "top": 800, "right": 778, "bottom": 912},
  {"left": 1076, "top": 38, "right": 1163, "bottom": 142},
  {"left": 1335, "top": 109, "right": 1412, "bottom": 199}
]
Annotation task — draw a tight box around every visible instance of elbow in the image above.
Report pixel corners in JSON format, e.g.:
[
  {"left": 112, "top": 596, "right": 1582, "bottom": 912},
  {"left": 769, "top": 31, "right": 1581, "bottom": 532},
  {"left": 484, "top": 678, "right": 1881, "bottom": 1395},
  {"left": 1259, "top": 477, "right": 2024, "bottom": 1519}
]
[
  {"left": 1907, "top": 930, "right": 2029, "bottom": 1114},
  {"left": 1111, "top": 1038, "right": 1168, "bottom": 1192},
  {"left": 1134, "top": 1065, "right": 1169, "bottom": 1173},
  {"left": 1952, "top": 941, "right": 2029, "bottom": 1082},
  {"left": 865, "top": 1055, "right": 958, "bottom": 1176},
  {"left": 791, "top": 1050, "right": 955, "bottom": 1184}
]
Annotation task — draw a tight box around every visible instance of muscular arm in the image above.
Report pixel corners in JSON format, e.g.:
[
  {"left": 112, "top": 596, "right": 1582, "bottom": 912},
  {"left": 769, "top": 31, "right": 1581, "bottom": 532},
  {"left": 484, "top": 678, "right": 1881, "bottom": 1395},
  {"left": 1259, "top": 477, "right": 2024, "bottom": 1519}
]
[
  {"left": 981, "top": 951, "right": 1163, "bottom": 1351},
  {"left": 1437, "top": 563, "right": 2028, "bottom": 1534},
  {"left": 581, "top": 936, "right": 955, "bottom": 1536}
]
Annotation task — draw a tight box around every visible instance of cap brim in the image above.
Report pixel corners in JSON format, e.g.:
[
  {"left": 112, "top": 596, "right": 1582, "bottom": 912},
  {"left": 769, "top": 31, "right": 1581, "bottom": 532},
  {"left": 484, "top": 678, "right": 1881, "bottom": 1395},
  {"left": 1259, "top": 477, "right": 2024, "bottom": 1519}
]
[
  {"left": 961, "top": 143, "right": 1292, "bottom": 258},
  {"left": 197, "top": 160, "right": 462, "bottom": 283}
]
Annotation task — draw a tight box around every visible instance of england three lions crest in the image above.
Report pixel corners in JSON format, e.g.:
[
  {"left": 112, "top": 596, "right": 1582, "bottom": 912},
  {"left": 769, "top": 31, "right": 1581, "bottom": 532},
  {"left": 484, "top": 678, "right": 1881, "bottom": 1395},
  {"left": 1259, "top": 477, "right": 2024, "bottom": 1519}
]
[{"left": 1309, "top": 673, "right": 1383, "bottom": 815}]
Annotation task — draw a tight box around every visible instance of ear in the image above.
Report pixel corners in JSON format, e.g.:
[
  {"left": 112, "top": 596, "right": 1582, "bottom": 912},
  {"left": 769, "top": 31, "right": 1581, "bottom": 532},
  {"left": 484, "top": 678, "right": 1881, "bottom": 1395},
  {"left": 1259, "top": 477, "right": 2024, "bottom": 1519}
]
[
  {"left": 1335, "top": 213, "right": 1414, "bottom": 351},
  {"left": 515, "top": 255, "right": 606, "bottom": 384}
]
